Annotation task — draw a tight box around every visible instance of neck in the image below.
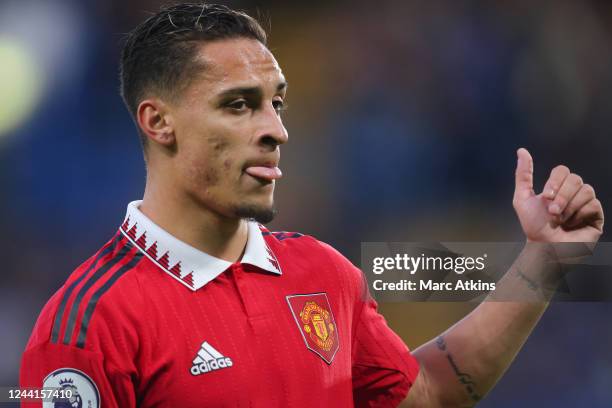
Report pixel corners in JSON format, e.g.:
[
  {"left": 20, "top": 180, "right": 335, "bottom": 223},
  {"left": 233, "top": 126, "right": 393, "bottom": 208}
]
[{"left": 139, "top": 179, "right": 248, "bottom": 263}]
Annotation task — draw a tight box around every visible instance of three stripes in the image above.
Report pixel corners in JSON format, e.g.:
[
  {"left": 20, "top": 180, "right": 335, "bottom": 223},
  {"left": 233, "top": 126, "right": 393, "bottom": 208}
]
[
  {"left": 50, "top": 233, "right": 144, "bottom": 348},
  {"left": 193, "top": 341, "right": 225, "bottom": 364}
]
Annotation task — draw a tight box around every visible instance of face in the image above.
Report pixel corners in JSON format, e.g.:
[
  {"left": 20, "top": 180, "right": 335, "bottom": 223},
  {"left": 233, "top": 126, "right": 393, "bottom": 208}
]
[{"left": 166, "top": 38, "right": 288, "bottom": 223}]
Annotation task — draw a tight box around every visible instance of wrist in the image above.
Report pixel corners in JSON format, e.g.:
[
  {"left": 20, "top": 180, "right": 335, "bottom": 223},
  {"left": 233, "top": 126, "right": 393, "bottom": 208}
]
[{"left": 517, "top": 242, "right": 563, "bottom": 292}]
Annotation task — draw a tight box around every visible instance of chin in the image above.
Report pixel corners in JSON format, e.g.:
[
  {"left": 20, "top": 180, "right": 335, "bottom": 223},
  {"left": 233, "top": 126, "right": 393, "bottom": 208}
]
[{"left": 232, "top": 202, "right": 277, "bottom": 224}]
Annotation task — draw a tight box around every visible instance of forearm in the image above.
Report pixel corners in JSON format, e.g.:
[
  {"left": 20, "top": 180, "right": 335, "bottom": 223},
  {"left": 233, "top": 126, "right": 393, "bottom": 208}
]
[
  {"left": 408, "top": 301, "right": 548, "bottom": 407},
  {"left": 400, "top": 148, "right": 603, "bottom": 406},
  {"left": 404, "top": 243, "right": 564, "bottom": 407}
]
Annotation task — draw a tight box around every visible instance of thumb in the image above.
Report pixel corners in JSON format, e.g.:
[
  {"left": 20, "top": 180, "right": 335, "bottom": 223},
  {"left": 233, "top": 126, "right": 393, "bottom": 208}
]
[{"left": 514, "top": 147, "right": 534, "bottom": 201}]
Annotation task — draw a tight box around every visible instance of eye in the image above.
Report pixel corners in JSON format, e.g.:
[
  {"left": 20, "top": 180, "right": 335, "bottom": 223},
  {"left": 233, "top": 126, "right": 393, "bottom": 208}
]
[
  {"left": 273, "top": 99, "right": 286, "bottom": 113},
  {"left": 226, "top": 99, "right": 249, "bottom": 113}
]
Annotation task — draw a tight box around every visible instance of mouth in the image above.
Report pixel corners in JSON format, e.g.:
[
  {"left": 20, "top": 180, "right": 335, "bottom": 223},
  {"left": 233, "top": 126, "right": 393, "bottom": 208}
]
[{"left": 243, "top": 160, "right": 282, "bottom": 183}]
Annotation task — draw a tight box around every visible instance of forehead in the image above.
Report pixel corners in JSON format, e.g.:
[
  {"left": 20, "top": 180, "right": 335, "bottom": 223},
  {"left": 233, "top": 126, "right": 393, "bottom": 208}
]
[{"left": 193, "top": 38, "right": 284, "bottom": 93}]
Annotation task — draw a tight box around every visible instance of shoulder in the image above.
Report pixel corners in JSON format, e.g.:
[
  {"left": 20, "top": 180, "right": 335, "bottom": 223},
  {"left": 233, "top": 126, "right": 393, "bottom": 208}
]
[
  {"left": 262, "top": 225, "right": 340, "bottom": 259},
  {"left": 26, "top": 231, "right": 147, "bottom": 354},
  {"left": 261, "top": 225, "right": 365, "bottom": 285}
]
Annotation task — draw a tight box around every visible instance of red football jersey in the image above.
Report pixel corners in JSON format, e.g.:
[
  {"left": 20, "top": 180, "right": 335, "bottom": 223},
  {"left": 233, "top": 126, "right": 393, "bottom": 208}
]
[{"left": 20, "top": 201, "right": 419, "bottom": 407}]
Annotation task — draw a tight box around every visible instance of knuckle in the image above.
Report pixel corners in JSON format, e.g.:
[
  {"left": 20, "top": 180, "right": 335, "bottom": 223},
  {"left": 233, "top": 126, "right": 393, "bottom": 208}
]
[
  {"left": 553, "top": 165, "right": 570, "bottom": 175},
  {"left": 583, "top": 184, "right": 595, "bottom": 196},
  {"left": 555, "top": 196, "right": 567, "bottom": 208},
  {"left": 570, "top": 174, "right": 583, "bottom": 185}
]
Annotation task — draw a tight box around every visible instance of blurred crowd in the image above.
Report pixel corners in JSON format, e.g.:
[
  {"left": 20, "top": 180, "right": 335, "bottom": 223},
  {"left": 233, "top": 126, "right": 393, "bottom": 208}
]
[{"left": 1, "top": 0, "right": 611, "bottom": 406}]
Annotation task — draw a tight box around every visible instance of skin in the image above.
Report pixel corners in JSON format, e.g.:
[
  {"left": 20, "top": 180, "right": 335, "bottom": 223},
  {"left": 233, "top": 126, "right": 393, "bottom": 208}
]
[
  {"left": 133, "top": 37, "right": 605, "bottom": 406},
  {"left": 402, "top": 149, "right": 604, "bottom": 407},
  {"left": 136, "top": 37, "right": 288, "bottom": 261}
]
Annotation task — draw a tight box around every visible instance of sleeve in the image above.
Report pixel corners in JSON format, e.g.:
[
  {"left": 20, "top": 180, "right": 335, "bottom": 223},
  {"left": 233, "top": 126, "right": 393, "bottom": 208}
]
[
  {"left": 351, "top": 292, "right": 420, "bottom": 407},
  {"left": 318, "top": 240, "right": 420, "bottom": 407},
  {"left": 20, "top": 342, "right": 136, "bottom": 408},
  {"left": 19, "top": 270, "right": 143, "bottom": 408}
]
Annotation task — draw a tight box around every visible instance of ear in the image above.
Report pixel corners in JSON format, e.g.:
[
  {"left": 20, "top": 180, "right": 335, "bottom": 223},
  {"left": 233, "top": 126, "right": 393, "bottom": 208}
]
[{"left": 136, "top": 98, "right": 175, "bottom": 147}]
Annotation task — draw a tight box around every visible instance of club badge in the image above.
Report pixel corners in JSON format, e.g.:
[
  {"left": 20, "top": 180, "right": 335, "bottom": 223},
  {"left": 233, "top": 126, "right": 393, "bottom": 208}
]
[{"left": 286, "top": 293, "right": 339, "bottom": 364}]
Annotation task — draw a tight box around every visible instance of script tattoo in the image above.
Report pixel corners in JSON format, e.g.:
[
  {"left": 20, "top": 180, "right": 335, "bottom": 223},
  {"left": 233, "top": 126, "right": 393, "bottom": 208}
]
[{"left": 436, "top": 336, "right": 482, "bottom": 403}]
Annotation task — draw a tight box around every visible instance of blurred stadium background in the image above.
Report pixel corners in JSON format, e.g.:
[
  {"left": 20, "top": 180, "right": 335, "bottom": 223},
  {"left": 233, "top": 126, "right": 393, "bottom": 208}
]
[{"left": 1, "top": 0, "right": 612, "bottom": 406}]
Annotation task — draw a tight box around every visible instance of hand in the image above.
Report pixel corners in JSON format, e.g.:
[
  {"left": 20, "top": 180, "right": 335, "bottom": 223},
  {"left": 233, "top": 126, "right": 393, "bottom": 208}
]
[{"left": 513, "top": 148, "right": 604, "bottom": 243}]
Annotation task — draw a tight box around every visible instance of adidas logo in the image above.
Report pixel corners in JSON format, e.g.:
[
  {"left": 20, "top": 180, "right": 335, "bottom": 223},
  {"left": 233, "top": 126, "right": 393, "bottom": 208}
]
[{"left": 190, "top": 341, "right": 233, "bottom": 376}]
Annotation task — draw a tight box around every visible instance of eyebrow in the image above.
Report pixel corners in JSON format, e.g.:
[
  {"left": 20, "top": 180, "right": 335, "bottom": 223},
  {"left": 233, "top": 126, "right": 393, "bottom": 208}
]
[{"left": 217, "top": 81, "right": 288, "bottom": 99}]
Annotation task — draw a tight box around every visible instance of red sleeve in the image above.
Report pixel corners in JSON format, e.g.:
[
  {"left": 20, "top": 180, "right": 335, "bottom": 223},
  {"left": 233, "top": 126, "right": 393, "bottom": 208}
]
[
  {"left": 20, "top": 342, "right": 135, "bottom": 408},
  {"left": 351, "top": 293, "right": 420, "bottom": 407},
  {"left": 318, "top": 241, "right": 420, "bottom": 407},
  {"left": 19, "top": 255, "right": 143, "bottom": 408}
]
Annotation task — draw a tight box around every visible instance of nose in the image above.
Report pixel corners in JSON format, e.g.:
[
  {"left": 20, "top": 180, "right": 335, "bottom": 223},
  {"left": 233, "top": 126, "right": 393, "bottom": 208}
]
[{"left": 255, "top": 105, "right": 288, "bottom": 150}]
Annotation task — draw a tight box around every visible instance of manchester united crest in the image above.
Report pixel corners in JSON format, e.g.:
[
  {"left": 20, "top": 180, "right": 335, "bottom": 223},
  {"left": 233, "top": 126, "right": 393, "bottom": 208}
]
[{"left": 286, "top": 293, "right": 339, "bottom": 364}]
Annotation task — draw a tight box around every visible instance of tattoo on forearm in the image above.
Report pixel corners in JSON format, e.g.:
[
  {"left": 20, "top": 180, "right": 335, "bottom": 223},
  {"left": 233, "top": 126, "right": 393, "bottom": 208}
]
[{"left": 436, "top": 335, "right": 482, "bottom": 402}]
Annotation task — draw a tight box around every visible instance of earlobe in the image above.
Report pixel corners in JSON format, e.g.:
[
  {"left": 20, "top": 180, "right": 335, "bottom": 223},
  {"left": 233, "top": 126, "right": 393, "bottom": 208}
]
[{"left": 136, "top": 99, "right": 176, "bottom": 147}]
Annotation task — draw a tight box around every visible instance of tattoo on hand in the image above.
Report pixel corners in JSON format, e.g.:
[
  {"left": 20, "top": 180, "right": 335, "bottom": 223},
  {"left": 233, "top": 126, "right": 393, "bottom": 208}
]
[{"left": 436, "top": 335, "right": 482, "bottom": 402}]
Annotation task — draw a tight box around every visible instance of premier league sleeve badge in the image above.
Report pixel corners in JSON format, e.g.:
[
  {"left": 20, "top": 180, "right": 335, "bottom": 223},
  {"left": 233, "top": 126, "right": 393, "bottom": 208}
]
[{"left": 42, "top": 368, "right": 100, "bottom": 408}]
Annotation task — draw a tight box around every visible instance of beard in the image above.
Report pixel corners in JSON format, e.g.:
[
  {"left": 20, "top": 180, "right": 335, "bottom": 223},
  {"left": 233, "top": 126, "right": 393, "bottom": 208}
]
[{"left": 233, "top": 203, "right": 277, "bottom": 224}]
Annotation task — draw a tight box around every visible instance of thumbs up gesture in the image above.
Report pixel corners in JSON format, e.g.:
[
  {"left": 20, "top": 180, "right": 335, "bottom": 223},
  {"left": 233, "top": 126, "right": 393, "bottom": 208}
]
[{"left": 513, "top": 148, "right": 604, "bottom": 243}]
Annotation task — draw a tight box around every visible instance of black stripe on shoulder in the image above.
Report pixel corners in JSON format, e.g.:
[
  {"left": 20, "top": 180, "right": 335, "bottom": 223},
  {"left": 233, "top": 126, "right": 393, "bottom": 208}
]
[
  {"left": 75, "top": 251, "right": 144, "bottom": 348},
  {"left": 61, "top": 239, "right": 133, "bottom": 345},
  {"left": 50, "top": 235, "right": 122, "bottom": 344}
]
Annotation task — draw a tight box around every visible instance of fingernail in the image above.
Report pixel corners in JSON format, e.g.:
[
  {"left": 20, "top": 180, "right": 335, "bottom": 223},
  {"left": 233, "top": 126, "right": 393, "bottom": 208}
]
[
  {"left": 548, "top": 188, "right": 555, "bottom": 198},
  {"left": 549, "top": 203, "right": 561, "bottom": 214}
]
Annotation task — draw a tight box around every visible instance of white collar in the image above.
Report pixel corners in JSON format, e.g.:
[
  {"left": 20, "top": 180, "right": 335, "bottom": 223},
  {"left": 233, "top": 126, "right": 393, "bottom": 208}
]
[{"left": 119, "top": 200, "right": 281, "bottom": 291}]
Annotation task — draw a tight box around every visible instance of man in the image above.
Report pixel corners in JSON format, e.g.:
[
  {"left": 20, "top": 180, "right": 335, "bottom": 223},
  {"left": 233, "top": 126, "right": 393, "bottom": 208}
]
[{"left": 20, "top": 3, "right": 604, "bottom": 407}]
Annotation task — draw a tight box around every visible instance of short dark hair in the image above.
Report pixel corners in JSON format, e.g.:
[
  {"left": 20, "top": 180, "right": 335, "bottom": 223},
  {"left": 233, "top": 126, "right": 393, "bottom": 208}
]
[{"left": 119, "top": 3, "right": 267, "bottom": 143}]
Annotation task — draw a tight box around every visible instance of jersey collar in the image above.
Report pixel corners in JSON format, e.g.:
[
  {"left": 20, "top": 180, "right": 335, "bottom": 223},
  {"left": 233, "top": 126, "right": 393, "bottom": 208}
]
[{"left": 119, "top": 200, "right": 281, "bottom": 291}]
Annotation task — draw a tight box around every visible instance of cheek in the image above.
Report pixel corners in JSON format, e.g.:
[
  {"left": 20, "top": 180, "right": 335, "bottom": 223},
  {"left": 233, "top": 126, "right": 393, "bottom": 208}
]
[
  {"left": 203, "top": 166, "right": 221, "bottom": 185},
  {"left": 210, "top": 136, "right": 230, "bottom": 152},
  {"left": 183, "top": 154, "right": 220, "bottom": 188},
  {"left": 180, "top": 137, "right": 236, "bottom": 189}
]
